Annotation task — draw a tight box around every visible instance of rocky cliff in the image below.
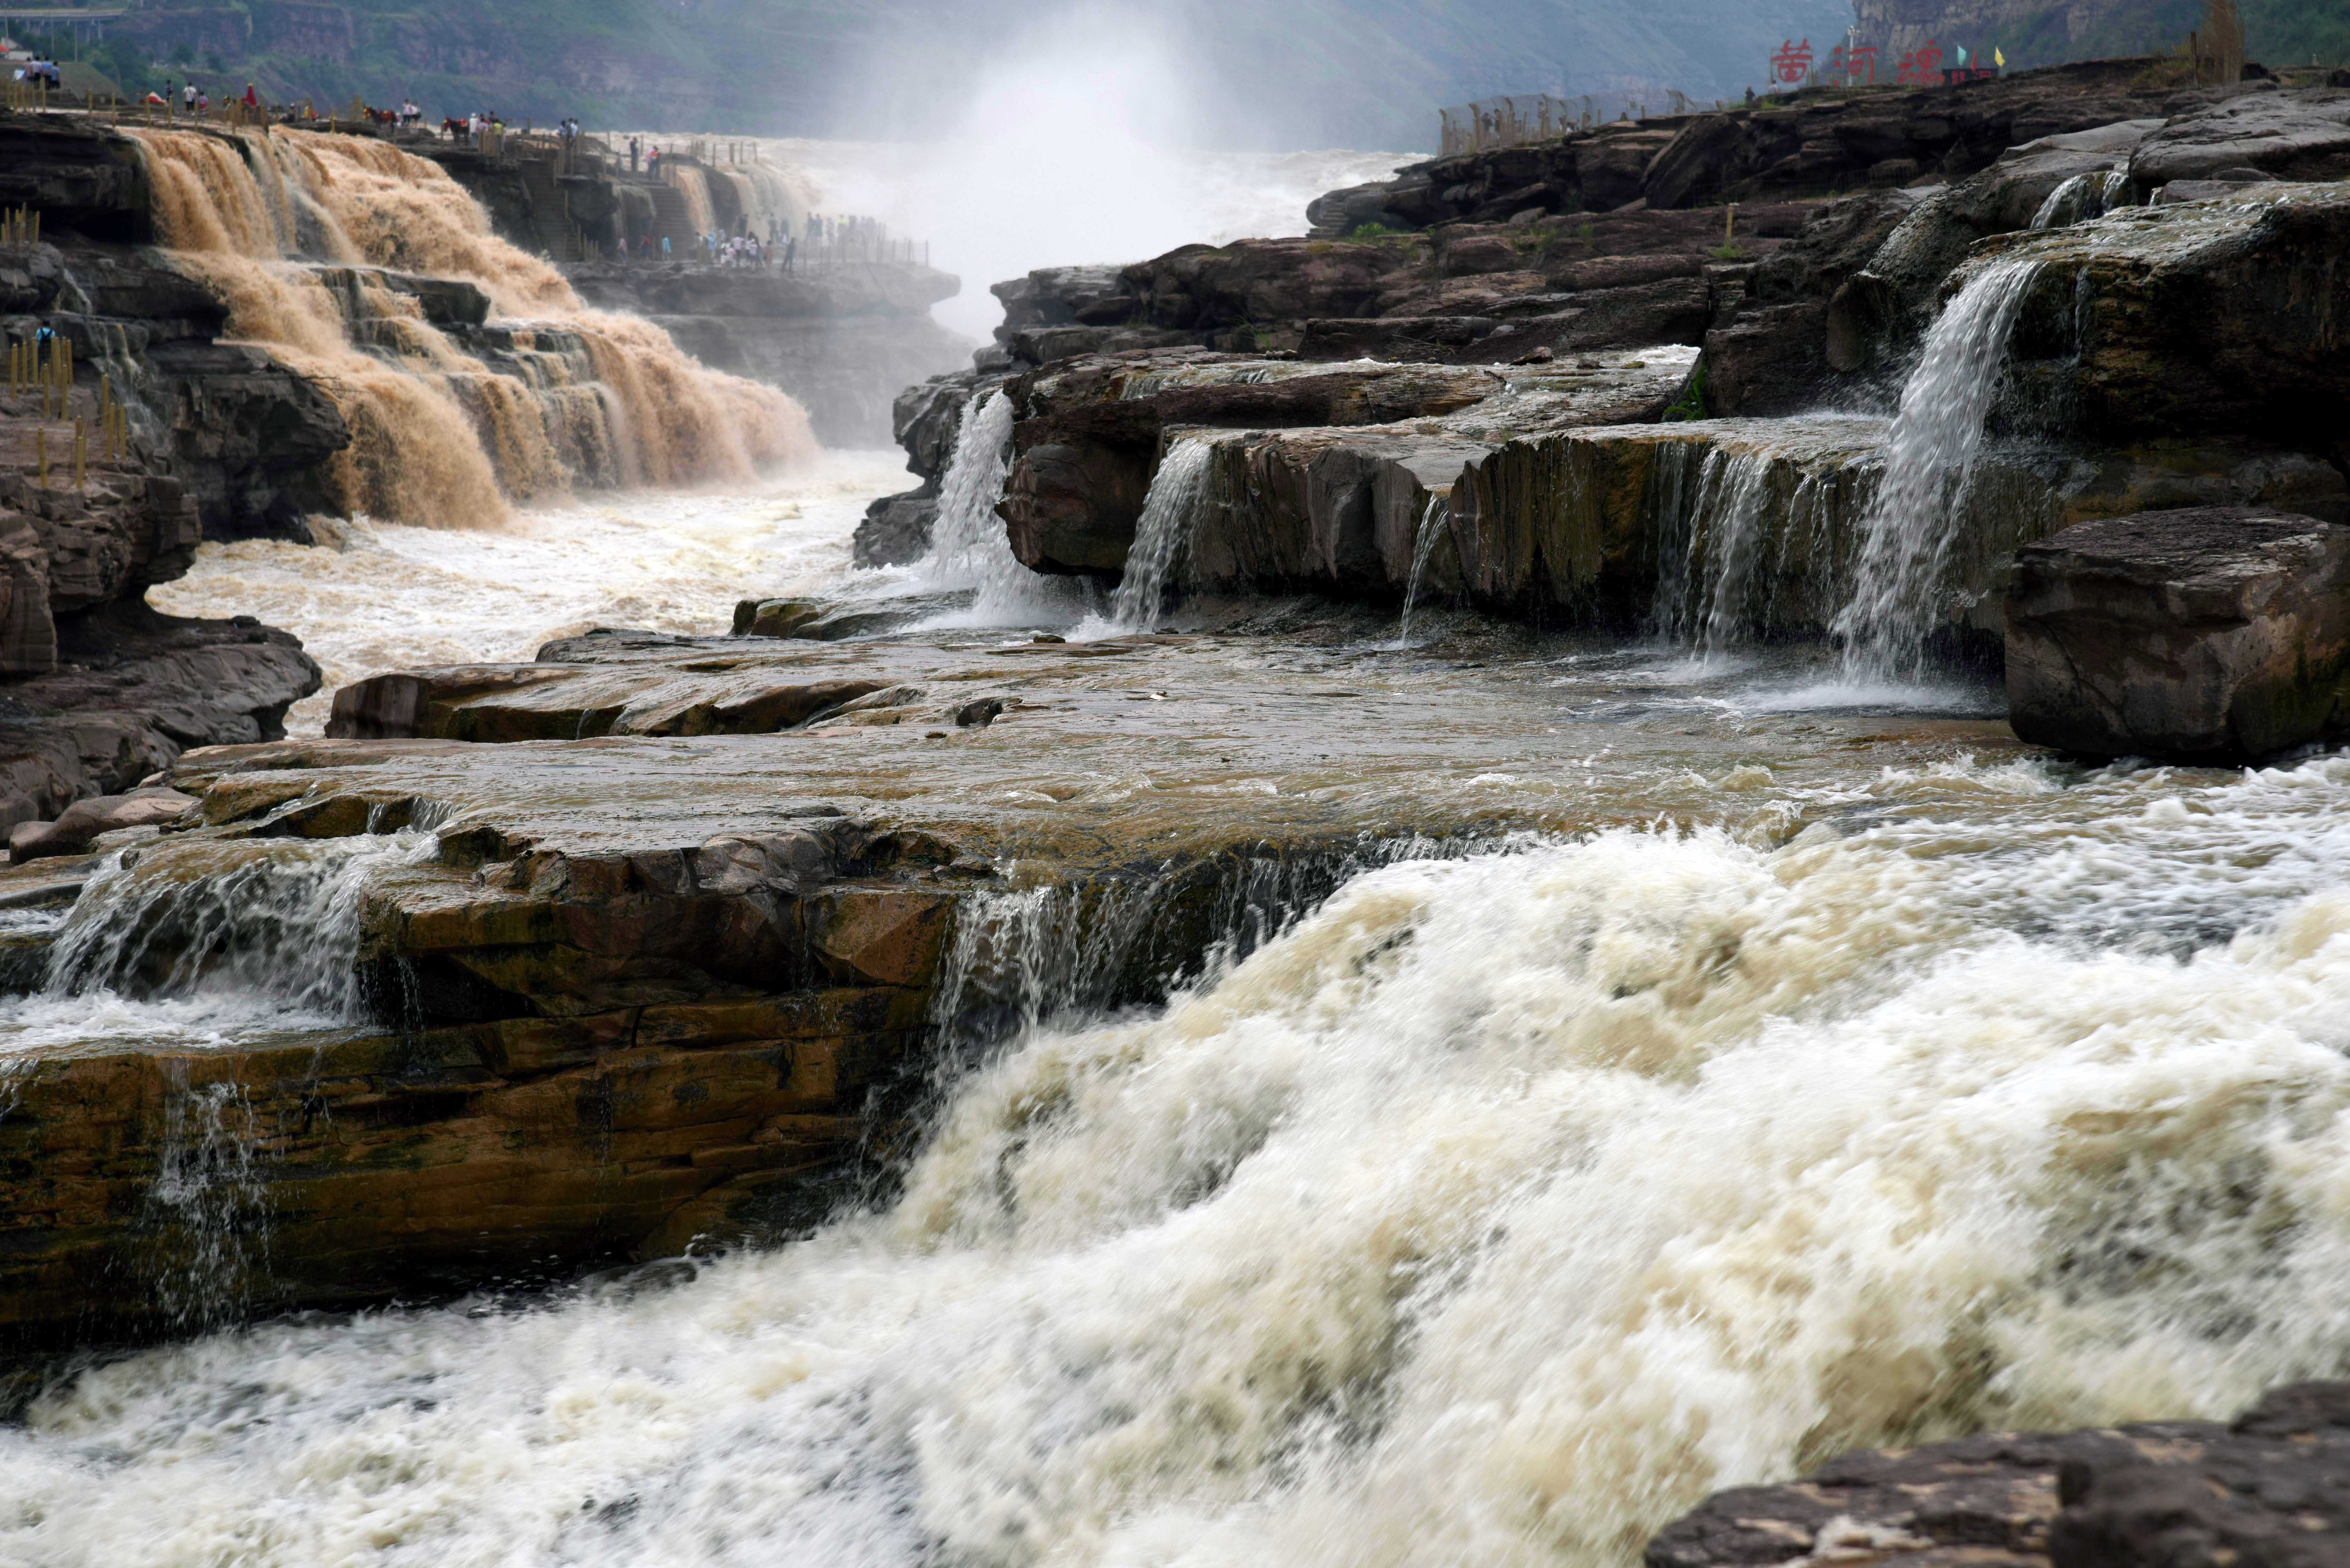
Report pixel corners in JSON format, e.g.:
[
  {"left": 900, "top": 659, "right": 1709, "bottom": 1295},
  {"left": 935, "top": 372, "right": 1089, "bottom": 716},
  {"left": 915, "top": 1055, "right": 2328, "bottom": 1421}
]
[
  {"left": 0, "top": 116, "right": 325, "bottom": 831},
  {"left": 870, "top": 71, "right": 2350, "bottom": 749}
]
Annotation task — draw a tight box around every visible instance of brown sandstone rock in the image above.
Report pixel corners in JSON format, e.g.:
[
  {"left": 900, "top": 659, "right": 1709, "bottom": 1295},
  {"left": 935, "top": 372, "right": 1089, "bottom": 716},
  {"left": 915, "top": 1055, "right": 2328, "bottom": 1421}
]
[{"left": 2005, "top": 507, "right": 2350, "bottom": 761}]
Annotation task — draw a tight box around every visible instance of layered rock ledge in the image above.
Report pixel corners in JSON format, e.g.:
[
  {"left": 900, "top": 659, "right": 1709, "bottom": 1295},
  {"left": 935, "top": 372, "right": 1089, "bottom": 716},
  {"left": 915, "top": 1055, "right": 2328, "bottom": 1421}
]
[{"left": 0, "top": 619, "right": 2022, "bottom": 1349}]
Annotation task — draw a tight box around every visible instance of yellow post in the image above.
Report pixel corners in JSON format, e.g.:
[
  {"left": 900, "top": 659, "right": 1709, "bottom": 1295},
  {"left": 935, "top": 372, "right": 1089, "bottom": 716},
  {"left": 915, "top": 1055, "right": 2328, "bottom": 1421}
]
[
  {"left": 74, "top": 419, "right": 84, "bottom": 490},
  {"left": 1725, "top": 202, "right": 1736, "bottom": 242}
]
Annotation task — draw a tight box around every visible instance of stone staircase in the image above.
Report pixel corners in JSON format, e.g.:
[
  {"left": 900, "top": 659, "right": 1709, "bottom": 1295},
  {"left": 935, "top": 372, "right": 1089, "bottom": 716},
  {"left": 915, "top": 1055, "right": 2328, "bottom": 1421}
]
[
  {"left": 644, "top": 182, "right": 701, "bottom": 255},
  {"left": 517, "top": 156, "right": 579, "bottom": 261}
]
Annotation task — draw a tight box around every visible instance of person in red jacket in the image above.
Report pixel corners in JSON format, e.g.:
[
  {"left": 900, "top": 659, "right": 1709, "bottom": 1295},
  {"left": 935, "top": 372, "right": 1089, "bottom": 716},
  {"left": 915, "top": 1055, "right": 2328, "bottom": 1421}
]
[{"left": 243, "top": 83, "right": 258, "bottom": 109}]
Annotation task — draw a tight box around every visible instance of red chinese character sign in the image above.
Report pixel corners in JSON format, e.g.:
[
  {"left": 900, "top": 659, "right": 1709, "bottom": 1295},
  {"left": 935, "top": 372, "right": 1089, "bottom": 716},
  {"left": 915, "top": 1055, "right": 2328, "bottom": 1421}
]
[
  {"left": 1895, "top": 39, "right": 1943, "bottom": 84},
  {"left": 1846, "top": 44, "right": 1879, "bottom": 83},
  {"left": 1770, "top": 38, "right": 1814, "bottom": 84}
]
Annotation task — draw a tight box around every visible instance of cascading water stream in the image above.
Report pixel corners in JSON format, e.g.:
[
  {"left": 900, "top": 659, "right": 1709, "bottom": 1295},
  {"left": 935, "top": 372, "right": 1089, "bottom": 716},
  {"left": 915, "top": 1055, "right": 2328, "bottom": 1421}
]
[
  {"left": 1650, "top": 447, "right": 1775, "bottom": 662},
  {"left": 42, "top": 829, "right": 433, "bottom": 1018},
  {"left": 1105, "top": 437, "right": 1216, "bottom": 632},
  {"left": 918, "top": 390, "right": 1020, "bottom": 593},
  {"left": 126, "top": 128, "right": 812, "bottom": 526},
  {"left": 1831, "top": 257, "right": 2040, "bottom": 683},
  {"left": 1396, "top": 494, "right": 1451, "bottom": 644},
  {"left": 15, "top": 750, "right": 2350, "bottom": 1564}
]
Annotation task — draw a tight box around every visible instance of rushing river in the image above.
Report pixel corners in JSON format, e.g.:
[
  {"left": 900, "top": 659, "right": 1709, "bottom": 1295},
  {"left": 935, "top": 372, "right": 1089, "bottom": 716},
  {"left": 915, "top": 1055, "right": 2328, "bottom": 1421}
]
[
  {"left": 12, "top": 447, "right": 2350, "bottom": 1564},
  {"left": 4, "top": 112, "right": 2347, "bottom": 1567}
]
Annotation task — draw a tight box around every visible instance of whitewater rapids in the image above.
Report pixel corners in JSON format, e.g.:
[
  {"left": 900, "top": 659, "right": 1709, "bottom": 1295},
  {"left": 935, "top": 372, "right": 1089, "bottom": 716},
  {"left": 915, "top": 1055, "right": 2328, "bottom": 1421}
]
[
  {"left": 7, "top": 740, "right": 2350, "bottom": 1564},
  {"left": 148, "top": 449, "right": 913, "bottom": 735}
]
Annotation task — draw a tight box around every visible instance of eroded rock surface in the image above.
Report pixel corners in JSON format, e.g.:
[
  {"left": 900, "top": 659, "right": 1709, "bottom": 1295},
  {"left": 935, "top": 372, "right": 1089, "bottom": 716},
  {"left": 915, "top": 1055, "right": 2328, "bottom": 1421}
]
[
  {"left": 1645, "top": 1381, "right": 2350, "bottom": 1568},
  {"left": 1317, "top": 58, "right": 2232, "bottom": 234}
]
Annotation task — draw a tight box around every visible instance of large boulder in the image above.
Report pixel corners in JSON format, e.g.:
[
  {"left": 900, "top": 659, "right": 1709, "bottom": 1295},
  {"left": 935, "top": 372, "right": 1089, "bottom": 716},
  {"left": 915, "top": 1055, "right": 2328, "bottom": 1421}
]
[{"left": 2005, "top": 507, "right": 2350, "bottom": 761}]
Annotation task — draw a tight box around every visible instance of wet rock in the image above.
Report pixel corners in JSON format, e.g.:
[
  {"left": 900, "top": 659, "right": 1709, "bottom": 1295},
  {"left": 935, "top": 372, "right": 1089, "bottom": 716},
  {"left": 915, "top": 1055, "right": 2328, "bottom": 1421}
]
[
  {"left": 1645, "top": 1381, "right": 2350, "bottom": 1568},
  {"left": 9, "top": 785, "right": 196, "bottom": 864},
  {"left": 1971, "top": 179, "right": 2350, "bottom": 450},
  {"left": 2005, "top": 507, "right": 2350, "bottom": 761},
  {"left": 0, "top": 602, "right": 318, "bottom": 835},
  {"left": 0, "top": 986, "right": 936, "bottom": 1346},
  {"left": 2129, "top": 90, "right": 2350, "bottom": 189},
  {"left": 854, "top": 491, "right": 940, "bottom": 569},
  {"left": 1318, "top": 60, "right": 2234, "bottom": 236},
  {"left": 143, "top": 340, "right": 352, "bottom": 542},
  {"left": 1831, "top": 119, "right": 2164, "bottom": 372},
  {"left": 327, "top": 660, "right": 901, "bottom": 742},
  {"left": 999, "top": 352, "right": 1505, "bottom": 576},
  {"left": 0, "top": 117, "right": 154, "bottom": 244}
]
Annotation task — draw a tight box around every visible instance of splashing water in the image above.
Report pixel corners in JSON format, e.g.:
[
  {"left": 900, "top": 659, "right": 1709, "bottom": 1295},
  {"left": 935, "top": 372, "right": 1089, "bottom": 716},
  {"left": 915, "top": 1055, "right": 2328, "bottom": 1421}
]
[
  {"left": 127, "top": 128, "right": 813, "bottom": 526},
  {"left": 0, "top": 830, "right": 440, "bottom": 1059},
  {"left": 1397, "top": 494, "right": 1451, "bottom": 645},
  {"left": 917, "top": 391, "right": 1020, "bottom": 591},
  {"left": 13, "top": 753, "right": 2350, "bottom": 1563},
  {"left": 1832, "top": 258, "right": 2040, "bottom": 682},
  {"left": 1105, "top": 438, "right": 1217, "bottom": 632}
]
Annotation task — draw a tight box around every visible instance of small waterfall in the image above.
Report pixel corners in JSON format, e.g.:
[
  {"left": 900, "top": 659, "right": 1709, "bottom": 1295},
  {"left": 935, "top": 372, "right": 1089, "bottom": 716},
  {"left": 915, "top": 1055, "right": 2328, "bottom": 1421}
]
[
  {"left": 1106, "top": 438, "right": 1215, "bottom": 631},
  {"left": 1832, "top": 257, "right": 2040, "bottom": 682},
  {"left": 1650, "top": 447, "right": 1775, "bottom": 661},
  {"left": 2029, "top": 169, "right": 2131, "bottom": 230},
  {"left": 1396, "top": 494, "right": 1451, "bottom": 644},
  {"left": 919, "top": 390, "right": 1020, "bottom": 591},
  {"left": 45, "top": 830, "right": 432, "bottom": 1015}
]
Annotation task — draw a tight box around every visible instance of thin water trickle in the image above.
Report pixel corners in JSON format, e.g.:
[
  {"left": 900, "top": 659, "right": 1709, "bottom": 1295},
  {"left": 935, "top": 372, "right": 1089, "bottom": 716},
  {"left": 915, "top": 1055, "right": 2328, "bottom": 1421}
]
[
  {"left": 1832, "top": 257, "right": 2041, "bottom": 683},
  {"left": 2029, "top": 169, "right": 2134, "bottom": 230},
  {"left": 1105, "top": 438, "right": 1216, "bottom": 632},
  {"left": 1397, "top": 494, "right": 1451, "bottom": 644}
]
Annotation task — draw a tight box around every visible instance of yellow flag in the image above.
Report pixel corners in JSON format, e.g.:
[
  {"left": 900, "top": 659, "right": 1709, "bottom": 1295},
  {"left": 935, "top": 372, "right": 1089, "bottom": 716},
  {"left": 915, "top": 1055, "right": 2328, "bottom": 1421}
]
[{"left": 1994, "top": 46, "right": 2006, "bottom": 66}]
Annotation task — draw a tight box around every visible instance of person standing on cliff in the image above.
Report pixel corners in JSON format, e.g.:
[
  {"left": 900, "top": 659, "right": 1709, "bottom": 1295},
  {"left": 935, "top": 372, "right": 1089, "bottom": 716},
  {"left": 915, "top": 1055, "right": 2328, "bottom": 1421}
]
[
  {"left": 629, "top": 136, "right": 640, "bottom": 173},
  {"left": 182, "top": 82, "right": 197, "bottom": 113}
]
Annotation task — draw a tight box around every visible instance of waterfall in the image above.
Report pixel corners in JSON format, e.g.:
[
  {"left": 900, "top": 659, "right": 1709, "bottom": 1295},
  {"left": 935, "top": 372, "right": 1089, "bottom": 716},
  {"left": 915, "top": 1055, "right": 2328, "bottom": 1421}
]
[
  {"left": 1396, "top": 494, "right": 1451, "bottom": 644},
  {"left": 20, "top": 750, "right": 2350, "bottom": 1560},
  {"left": 127, "top": 128, "right": 814, "bottom": 527},
  {"left": 1832, "top": 258, "right": 2040, "bottom": 682},
  {"left": 919, "top": 390, "right": 1020, "bottom": 591},
  {"left": 1649, "top": 447, "right": 1775, "bottom": 661},
  {"left": 1106, "top": 438, "right": 1215, "bottom": 632},
  {"left": 141, "top": 1066, "right": 272, "bottom": 1330},
  {"left": 44, "top": 829, "right": 433, "bottom": 1017}
]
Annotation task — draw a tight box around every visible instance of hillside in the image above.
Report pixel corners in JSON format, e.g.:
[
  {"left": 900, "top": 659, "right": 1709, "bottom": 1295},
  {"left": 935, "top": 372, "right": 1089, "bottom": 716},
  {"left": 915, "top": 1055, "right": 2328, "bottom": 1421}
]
[
  {"left": 1853, "top": 0, "right": 2350, "bottom": 72},
  {"left": 18, "top": 0, "right": 1857, "bottom": 150}
]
